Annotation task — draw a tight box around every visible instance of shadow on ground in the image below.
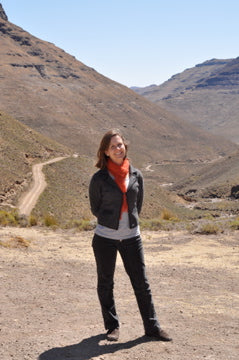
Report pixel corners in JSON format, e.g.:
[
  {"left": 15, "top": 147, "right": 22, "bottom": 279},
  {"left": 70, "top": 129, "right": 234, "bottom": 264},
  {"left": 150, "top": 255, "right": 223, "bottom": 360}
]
[{"left": 38, "top": 334, "right": 153, "bottom": 360}]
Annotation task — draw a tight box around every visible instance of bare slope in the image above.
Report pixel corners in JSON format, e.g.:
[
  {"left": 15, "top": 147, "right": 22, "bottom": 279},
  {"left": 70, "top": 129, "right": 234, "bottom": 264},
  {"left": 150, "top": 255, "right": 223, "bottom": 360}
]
[
  {"left": 0, "top": 16, "right": 237, "bottom": 173},
  {"left": 172, "top": 150, "right": 239, "bottom": 199},
  {"left": 0, "top": 111, "right": 70, "bottom": 208},
  {"left": 133, "top": 58, "right": 239, "bottom": 144}
]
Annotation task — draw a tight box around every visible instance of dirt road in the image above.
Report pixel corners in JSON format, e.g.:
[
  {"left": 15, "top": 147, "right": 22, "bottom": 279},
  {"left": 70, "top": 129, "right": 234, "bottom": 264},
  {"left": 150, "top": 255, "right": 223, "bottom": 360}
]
[
  {"left": 0, "top": 227, "right": 238, "bottom": 360},
  {"left": 18, "top": 157, "right": 67, "bottom": 216}
]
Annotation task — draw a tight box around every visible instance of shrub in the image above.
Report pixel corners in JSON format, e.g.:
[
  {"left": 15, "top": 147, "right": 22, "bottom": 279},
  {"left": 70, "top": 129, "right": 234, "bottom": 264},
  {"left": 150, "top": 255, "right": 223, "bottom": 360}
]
[
  {"left": 161, "top": 208, "right": 179, "bottom": 222},
  {"left": 29, "top": 215, "right": 38, "bottom": 226},
  {"left": 229, "top": 218, "right": 239, "bottom": 230},
  {"left": 195, "top": 222, "right": 221, "bottom": 235},
  {"left": 0, "top": 210, "right": 18, "bottom": 226},
  {"left": 44, "top": 213, "right": 58, "bottom": 227}
]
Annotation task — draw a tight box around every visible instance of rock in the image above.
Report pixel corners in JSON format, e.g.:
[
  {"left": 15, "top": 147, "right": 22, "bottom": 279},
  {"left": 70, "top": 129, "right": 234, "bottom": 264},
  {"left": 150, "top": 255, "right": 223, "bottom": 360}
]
[
  {"left": 0, "top": 3, "right": 8, "bottom": 21},
  {"left": 231, "top": 185, "right": 239, "bottom": 199},
  {"left": 18, "top": 214, "right": 29, "bottom": 227}
]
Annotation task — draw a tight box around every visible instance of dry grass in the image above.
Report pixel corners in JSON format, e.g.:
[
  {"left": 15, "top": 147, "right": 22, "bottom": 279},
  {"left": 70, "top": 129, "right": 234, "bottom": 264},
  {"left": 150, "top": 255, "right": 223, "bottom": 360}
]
[
  {"left": 0, "top": 210, "right": 18, "bottom": 226},
  {"left": 230, "top": 217, "right": 239, "bottom": 230},
  {"left": 160, "top": 208, "right": 179, "bottom": 221},
  {"left": 0, "top": 235, "right": 30, "bottom": 248},
  {"left": 194, "top": 222, "right": 222, "bottom": 235}
]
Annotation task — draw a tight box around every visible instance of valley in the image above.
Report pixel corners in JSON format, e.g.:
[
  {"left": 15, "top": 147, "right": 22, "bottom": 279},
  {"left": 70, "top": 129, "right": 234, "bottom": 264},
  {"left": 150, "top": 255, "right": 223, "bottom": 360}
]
[
  {"left": 0, "top": 4, "right": 239, "bottom": 224},
  {"left": 0, "top": 4, "right": 239, "bottom": 360}
]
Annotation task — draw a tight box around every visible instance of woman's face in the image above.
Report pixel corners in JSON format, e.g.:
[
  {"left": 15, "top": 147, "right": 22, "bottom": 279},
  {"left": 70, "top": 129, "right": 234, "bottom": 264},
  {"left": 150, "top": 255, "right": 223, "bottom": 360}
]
[{"left": 105, "top": 135, "right": 126, "bottom": 165}]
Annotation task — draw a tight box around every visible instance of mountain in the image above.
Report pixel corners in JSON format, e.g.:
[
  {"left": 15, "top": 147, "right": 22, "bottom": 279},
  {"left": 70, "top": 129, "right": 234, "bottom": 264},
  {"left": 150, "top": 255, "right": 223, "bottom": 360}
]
[
  {"left": 0, "top": 9, "right": 237, "bottom": 176},
  {"left": 1, "top": 6, "right": 239, "bottom": 223},
  {"left": 132, "top": 58, "right": 239, "bottom": 144}
]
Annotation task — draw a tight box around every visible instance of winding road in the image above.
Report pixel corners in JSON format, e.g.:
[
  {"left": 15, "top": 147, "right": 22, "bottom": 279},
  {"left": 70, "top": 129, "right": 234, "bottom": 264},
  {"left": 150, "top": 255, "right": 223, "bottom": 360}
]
[{"left": 18, "top": 157, "right": 67, "bottom": 216}]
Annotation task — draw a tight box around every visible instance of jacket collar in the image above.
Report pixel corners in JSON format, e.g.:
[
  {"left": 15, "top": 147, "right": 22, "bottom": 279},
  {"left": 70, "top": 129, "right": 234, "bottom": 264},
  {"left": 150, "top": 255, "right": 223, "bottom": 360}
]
[
  {"left": 128, "top": 165, "right": 138, "bottom": 190},
  {"left": 100, "top": 165, "right": 138, "bottom": 191}
]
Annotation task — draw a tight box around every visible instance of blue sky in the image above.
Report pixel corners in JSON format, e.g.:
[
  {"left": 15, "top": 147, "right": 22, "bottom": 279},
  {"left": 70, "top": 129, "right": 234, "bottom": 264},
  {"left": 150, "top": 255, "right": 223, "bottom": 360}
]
[{"left": 2, "top": 0, "right": 239, "bottom": 87}]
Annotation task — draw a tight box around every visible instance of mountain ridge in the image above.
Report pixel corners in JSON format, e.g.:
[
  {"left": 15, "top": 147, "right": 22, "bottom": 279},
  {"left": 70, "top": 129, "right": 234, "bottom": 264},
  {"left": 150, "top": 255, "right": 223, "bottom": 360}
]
[
  {"left": 132, "top": 58, "right": 239, "bottom": 143},
  {"left": 0, "top": 14, "right": 237, "bottom": 170}
]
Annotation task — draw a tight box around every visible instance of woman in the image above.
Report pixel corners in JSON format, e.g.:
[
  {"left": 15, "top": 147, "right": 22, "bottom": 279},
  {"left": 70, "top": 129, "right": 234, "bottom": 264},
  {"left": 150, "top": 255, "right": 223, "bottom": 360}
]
[{"left": 89, "top": 129, "right": 172, "bottom": 342}]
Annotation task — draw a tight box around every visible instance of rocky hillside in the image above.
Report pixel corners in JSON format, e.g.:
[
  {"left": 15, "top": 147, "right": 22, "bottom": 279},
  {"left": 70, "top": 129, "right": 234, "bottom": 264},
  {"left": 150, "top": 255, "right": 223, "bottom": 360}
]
[
  {"left": 133, "top": 58, "right": 239, "bottom": 144},
  {"left": 0, "top": 3, "right": 7, "bottom": 21},
  {"left": 0, "top": 111, "right": 70, "bottom": 207},
  {"left": 172, "top": 150, "right": 239, "bottom": 199},
  {"left": 0, "top": 8, "right": 237, "bottom": 175}
]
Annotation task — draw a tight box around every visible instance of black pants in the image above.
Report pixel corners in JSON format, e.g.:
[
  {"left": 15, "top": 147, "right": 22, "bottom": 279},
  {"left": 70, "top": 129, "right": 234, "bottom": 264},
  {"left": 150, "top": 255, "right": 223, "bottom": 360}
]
[{"left": 92, "top": 234, "right": 160, "bottom": 334}]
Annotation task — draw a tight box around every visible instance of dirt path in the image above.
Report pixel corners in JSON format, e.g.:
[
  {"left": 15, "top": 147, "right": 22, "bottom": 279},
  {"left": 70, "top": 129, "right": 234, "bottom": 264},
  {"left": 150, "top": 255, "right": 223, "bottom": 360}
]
[
  {"left": 18, "top": 157, "right": 67, "bottom": 216},
  {"left": 0, "top": 227, "right": 238, "bottom": 360}
]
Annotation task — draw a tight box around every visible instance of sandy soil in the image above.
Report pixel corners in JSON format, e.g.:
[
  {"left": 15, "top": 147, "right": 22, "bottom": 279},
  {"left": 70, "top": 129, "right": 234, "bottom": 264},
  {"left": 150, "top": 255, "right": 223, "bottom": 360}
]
[{"left": 0, "top": 226, "right": 238, "bottom": 360}]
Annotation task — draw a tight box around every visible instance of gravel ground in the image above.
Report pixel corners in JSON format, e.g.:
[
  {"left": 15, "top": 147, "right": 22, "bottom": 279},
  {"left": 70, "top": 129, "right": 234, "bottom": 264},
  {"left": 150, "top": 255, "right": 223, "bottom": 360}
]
[{"left": 0, "top": 227, "right": 238, "bottom": 360}]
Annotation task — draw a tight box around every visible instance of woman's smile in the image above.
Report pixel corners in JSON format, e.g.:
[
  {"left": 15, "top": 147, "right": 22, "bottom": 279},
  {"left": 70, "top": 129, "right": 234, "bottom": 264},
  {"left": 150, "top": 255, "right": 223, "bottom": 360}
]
[{"left": 105, "top": 135, "right": 126, "bottom": 165}]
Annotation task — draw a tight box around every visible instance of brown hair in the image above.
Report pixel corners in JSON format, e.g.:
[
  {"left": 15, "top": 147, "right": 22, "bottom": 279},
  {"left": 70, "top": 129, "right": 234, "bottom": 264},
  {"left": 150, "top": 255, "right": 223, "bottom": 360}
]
[{"left": 95, "top": 129, "right": 129, "bottom": 169}]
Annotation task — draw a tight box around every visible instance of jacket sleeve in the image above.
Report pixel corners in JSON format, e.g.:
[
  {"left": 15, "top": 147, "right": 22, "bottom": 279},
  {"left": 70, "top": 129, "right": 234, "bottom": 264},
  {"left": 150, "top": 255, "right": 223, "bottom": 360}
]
[
  {"left": 137, "top": 171, "right": 144, "bottom": 214},
  {"left": 89, "top": 174, "right": 101, "bottom": 217}
]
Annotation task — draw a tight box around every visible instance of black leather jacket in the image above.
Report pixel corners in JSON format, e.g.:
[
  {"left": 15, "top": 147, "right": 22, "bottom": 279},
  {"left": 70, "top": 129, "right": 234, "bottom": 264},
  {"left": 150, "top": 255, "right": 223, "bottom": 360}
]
[{"left": 89, "top": 165, "right": 143, "bottom": 230}]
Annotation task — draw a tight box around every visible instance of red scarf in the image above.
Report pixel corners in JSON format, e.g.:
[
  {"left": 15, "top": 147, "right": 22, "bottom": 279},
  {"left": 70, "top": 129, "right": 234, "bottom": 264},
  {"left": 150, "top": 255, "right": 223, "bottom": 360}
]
[{"left": 107, "top": 158, "right": 130, "bottom": 218}]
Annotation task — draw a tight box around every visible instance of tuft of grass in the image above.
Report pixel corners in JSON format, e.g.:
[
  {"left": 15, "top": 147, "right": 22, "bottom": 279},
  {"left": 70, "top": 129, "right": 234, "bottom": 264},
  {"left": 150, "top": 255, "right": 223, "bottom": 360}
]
[
  {"left": 160, "top": 208, "right": 179, "bottom": 221},
  {"left": 44, "top": 213, "right": 58, "bottom": 227},
  {"left": 193, "top": 222, "right": 222, "bottom": 235},
  {"left": 229, "top": 217, "right": 239, "bottom": 230},
  {"left": 0, "top": 210, "right": 19, "bottom": 226},
  {"left": 29, "top": 215, "right": 38, "bottom": 226},
  {"left": 0, "top": 236, "right": 30, "bottom": 248}
]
